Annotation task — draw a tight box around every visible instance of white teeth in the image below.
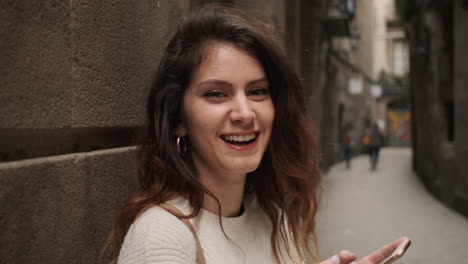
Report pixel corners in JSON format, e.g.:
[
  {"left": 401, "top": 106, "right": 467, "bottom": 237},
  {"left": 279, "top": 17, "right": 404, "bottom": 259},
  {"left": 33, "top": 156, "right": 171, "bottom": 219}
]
[{"left": 222, "top": 134, "right": 256, "bottom": 142}]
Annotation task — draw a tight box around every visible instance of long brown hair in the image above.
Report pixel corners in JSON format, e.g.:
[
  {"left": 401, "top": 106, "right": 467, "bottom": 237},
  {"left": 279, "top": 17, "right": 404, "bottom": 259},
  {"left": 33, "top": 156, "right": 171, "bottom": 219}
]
[{"left": 103, "top": 5, "right": 322, "bottom": 264}]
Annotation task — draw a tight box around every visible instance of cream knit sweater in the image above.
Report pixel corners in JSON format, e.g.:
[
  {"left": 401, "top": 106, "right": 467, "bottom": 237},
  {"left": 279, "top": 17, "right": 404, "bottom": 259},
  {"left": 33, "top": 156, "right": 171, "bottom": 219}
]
[{"left": 117, "top": 195, "right": 300, "bottom": 264}]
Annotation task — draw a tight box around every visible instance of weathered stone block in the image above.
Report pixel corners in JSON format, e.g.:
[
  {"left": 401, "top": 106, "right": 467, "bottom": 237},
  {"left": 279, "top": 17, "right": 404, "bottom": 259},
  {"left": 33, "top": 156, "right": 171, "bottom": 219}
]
[
  {"left": 0, "top": 147, "right": 138, "bottom": 264},
  {"left": 69, "top": 0, "right": 189, "bottom": 128},
  {"left": 1, "top": 0, "right": 74, "bottom": 128},
  {"left": 0, "top": 0, "right": 190, "bottom": 129}
]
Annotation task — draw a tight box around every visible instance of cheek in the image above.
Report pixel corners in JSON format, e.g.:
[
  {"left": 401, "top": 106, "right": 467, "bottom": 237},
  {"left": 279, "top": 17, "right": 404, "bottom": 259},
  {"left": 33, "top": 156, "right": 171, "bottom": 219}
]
[
  {"left": 264, "top": 102, "right": 275, "bottom": 129},
  {"left": 184, "top": 101, "right": 207, "bottom": 133},
  {"left": 270, "top": 105, "right": 275, "bottom": 125},
  {"left": 186, "top": 117, "right": 208, "bottom": 138},
  {"left": 188, "top": 102, "right": 226, "bottom": 125},
  {"left": 185, "top": 106, "right": 221, "bottom": 139}
]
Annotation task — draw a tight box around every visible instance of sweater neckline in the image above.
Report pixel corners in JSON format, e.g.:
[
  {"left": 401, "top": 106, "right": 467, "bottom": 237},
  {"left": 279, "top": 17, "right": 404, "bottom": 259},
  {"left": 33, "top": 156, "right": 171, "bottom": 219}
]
[{"left": 169, "top": 194, "right": 256, "bottom": 229}]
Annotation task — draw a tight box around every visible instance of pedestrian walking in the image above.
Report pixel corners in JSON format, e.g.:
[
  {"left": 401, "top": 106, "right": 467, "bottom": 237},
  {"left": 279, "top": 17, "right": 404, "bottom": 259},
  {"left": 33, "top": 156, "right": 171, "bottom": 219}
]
[
  {"left": 368, "top": 123, "right": 385, "bottom": 170},
  {"left": 343, "top": 128, "right": 354, "bottom": 169},
  {"left": 102, "top": 5, "right": 407, "bottom": 264}
]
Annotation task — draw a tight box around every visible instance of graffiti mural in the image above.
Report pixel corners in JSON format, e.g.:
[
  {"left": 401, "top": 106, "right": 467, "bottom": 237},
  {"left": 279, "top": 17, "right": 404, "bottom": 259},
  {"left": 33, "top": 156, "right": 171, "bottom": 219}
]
[{"left": 386, "top": 109, "right": 411, "bottom": 147}]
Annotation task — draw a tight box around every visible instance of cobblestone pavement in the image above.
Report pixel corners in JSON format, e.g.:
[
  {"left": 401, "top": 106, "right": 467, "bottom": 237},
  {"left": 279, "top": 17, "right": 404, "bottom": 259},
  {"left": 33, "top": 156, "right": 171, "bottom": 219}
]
[{"left": 314, "top": 148, "right": 468, "bottom": 264}]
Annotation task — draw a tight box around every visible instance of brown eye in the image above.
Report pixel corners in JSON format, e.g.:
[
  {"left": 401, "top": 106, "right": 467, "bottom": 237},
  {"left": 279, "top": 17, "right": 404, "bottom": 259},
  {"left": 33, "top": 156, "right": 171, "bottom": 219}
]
[
  {"left": 203, "top": 91, "right": 227, "bottom": 98},
  {"left": 249, "top": 88, "right": 270, "bottom": 96}
]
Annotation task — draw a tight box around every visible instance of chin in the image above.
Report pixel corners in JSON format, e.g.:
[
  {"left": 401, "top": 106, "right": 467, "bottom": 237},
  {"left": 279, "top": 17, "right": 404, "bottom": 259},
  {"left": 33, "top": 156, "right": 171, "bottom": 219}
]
[{"left": 227, "top": 159, "right": 262, "bottom": 174}]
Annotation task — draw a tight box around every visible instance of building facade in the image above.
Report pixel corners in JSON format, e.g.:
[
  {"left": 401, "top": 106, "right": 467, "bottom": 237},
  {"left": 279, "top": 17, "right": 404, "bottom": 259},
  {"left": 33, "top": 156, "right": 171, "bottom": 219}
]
[
  {"left": 404, "top": 0, "right": 468, "bottom": 217},
  {"left": 319, "top": 0, "right": 412, "bottom": 168}
]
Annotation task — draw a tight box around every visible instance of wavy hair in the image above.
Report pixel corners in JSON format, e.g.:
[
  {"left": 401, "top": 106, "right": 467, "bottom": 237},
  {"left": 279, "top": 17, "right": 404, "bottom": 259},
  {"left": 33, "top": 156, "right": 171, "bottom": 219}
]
[{"left": 102, "top": 5, "right": 322, "bottom": 264}]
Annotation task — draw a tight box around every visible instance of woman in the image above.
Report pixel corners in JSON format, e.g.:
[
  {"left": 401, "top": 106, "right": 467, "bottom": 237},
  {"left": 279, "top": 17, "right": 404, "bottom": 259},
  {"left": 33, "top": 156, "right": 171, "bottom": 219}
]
[{"left": 103, "top": 5, "right": 407, "bottom": 264}]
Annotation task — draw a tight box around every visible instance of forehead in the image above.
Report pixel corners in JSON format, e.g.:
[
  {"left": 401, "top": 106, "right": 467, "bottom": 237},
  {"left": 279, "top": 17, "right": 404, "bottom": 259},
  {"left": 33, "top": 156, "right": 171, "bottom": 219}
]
[{"left": 190, "top": 42, "right": 266, "bottom": 84}]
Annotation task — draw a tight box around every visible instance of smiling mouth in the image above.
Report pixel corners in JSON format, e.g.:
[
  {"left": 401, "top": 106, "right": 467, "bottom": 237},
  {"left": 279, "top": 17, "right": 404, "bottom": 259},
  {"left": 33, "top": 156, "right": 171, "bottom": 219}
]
[{"left": 220, "top": 133, "right": 258, "bottom": 146}]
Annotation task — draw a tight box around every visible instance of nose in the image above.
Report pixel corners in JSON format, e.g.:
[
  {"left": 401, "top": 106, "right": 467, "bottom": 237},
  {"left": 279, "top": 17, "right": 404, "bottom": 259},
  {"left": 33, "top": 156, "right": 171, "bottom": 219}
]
[{"left": 230, "top": 94, "right": 255, "bottom": 124}]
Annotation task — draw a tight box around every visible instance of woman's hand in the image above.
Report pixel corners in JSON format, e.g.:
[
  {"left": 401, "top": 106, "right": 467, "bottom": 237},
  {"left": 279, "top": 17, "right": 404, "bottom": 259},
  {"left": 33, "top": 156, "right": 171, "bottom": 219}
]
[
  {"left": 320, "top": 250, "right": 357, "bottom": 264},
  {"left": 320, "top": 237, "right": 409, "bottom": 264}
]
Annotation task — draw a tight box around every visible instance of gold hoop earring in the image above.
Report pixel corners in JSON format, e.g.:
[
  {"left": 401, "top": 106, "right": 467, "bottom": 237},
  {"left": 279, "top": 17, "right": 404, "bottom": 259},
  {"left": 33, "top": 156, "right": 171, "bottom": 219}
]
[
  {"left": 176, "top": 136, "right": 187, "bottom": 154},
  {"left": 176, "top": 136, "right": 181, "bottom": 153}
]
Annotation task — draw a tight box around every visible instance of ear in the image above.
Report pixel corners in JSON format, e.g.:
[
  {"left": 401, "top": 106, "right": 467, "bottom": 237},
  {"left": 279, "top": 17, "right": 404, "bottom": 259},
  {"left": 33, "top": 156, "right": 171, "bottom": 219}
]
[{"left": 176, "top": 123, "right": 187, "bottom": 137}]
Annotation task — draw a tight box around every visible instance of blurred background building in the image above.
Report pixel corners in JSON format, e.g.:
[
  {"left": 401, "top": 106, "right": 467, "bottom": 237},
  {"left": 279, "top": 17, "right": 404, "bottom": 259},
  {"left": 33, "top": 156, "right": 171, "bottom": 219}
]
[
  {"left": 402, "top": 0, "right": 468, "bottom": 217},
  {"left": 1, "top": 0, "right": 467, "bottom": 263},
  {"left": 319, "top": 0, "right": 412, "bottom": 170}
]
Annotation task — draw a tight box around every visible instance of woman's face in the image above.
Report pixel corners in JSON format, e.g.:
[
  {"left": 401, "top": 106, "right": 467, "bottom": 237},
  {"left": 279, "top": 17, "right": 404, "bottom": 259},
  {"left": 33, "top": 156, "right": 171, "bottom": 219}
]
[{"left": 180, "top": 42, "right": 274, "bottom": 181}]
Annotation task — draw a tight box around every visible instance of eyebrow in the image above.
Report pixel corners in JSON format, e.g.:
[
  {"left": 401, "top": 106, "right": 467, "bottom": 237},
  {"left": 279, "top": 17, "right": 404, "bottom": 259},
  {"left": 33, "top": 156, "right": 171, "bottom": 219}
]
[{"left": 198, "top": 77, "right": 268, "bottom": 88}]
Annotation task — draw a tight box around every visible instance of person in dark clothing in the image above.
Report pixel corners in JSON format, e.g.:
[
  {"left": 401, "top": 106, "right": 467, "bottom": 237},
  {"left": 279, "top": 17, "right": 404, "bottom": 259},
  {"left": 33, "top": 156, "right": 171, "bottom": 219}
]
[
  {"left": 343, "top": 129, "right": 354, "bottom": 169},
  {"left": 368, "top": 123, "right": 384, "bottom": 170}
]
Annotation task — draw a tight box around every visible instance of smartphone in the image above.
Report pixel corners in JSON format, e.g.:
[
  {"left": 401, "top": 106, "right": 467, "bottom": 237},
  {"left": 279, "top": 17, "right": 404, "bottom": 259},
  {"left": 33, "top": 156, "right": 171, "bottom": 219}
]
[{"left": 378, "top": 238, "right": 411, "bottom": 264}]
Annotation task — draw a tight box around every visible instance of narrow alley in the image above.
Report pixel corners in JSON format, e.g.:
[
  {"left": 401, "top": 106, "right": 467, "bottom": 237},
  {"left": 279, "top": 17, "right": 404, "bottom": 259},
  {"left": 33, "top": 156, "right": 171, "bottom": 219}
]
[{"left": 315, "top": 148, "right": 468, "bottom": 264}]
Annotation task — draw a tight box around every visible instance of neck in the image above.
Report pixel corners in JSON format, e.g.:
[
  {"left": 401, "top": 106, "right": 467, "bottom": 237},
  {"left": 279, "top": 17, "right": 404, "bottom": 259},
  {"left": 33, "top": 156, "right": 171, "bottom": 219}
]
[{"left": 198, "top": 171, "right": 246, "bottom": 217}]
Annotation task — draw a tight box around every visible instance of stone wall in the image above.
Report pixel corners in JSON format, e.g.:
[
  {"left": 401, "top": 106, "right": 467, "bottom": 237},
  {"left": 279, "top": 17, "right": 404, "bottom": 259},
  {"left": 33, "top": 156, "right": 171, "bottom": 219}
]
[
  {"left": 0, "top": 1, "right": 190, "bottom": 263},
  {"left": 0, "top": 148, "right": 138, "bottom": 263},
  {"left": 408, "top": 0, "right": 468, "bottom": 217},
  {"left": 453, "top": 0, "right": 468, "bottom": 215}
]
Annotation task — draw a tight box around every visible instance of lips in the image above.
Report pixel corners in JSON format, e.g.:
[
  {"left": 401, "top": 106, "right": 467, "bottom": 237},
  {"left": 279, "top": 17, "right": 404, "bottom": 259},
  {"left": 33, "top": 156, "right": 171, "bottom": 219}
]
[{"left": 220, "top": 132, "right": 259, "bottom": 150}]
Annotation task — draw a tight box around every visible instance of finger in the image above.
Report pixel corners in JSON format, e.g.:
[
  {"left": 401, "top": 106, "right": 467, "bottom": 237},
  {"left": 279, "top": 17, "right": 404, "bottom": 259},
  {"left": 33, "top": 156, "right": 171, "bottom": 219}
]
[
  {"left": 319, "top": 255, "right": 340, "bottom": 264},
  {"left": 338, "top": 250, "right": 357, "bottom": 264},
  {"left": 359, "top": 237, "right": 409, "bottom": 264}
]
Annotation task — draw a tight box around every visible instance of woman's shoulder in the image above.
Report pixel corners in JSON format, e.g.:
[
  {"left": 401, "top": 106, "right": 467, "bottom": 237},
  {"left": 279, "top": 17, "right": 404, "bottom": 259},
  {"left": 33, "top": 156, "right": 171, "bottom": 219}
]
[
  {"left": 117, "top": 204, "right": 197, "bottom": 264},
  {"left": 132, "top": 204, "right": 191, "bottom": 234}
]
